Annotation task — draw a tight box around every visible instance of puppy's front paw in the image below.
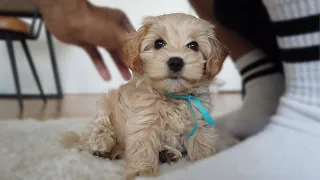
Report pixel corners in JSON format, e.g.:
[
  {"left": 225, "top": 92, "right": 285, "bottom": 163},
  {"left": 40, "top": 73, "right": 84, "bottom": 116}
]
[
  {"left": 159, "top": 146, "right": 182, "bottom": 164},
  {"left": 93, "top": 144, "right": 124, "bottom": 160},
  {"left": 93, "top": 151, "right": 111, "bottom": 159}
]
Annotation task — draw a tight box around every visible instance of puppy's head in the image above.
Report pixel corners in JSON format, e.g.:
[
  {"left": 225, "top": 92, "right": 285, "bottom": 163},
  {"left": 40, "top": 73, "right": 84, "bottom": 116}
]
[{"left": 122, "top": 13, "right": 228, "bottom": 93}]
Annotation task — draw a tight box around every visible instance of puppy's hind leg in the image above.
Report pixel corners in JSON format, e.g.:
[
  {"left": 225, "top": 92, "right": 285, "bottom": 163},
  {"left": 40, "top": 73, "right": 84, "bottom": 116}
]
[{"left": 60, "top": 111, "right": 117, "bottom": 158}]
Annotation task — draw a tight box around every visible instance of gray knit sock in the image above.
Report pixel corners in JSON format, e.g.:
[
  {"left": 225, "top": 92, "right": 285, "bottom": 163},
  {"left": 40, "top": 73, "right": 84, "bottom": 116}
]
[{"left": 216, "top": 49, "right": 284, "bottom": 139}]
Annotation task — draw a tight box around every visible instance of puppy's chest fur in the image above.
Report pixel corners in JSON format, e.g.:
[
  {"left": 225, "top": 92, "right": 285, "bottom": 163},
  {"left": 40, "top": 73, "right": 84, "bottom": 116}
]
[{"left": 119, "top": 80, "right": 213, "bottom": 151}]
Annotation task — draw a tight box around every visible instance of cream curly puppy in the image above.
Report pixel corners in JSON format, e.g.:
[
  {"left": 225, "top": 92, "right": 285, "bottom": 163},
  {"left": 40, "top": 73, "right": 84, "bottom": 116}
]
[{"left": 61, "top": 13, "right": 230, "bottom": 180}]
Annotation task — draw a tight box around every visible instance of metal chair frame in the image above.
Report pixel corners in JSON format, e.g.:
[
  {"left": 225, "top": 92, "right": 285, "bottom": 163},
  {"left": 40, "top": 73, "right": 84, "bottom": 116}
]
[{"left": 0, "top": 8, "right": 63, "bottom": 108}]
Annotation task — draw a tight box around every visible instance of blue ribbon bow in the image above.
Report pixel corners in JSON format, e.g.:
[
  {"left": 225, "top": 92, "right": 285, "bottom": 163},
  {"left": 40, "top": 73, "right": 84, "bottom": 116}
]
[{"left": 166, "top": 93, "right": 216, "bottom": 139}]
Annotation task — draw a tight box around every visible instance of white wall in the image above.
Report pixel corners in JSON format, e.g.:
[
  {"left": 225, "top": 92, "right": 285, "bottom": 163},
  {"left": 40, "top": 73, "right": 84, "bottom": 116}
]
[{"left": 0, "top": 0, "right": 241, "bottom": 95}]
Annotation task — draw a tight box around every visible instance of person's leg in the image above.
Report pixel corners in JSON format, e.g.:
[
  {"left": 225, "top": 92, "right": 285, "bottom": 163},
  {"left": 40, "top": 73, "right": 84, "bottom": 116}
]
[
  {"left": 213, "top": 0, "right": 285, "bottom": 138},
  {"left": 216, "top": 48, "right": 284, "bottom": 139},
  {"left": 138, "top": 0, "right": 320, "bottom": 179},
  {"left": 190, "top": 0, "right": 285, "bottom": 139}
]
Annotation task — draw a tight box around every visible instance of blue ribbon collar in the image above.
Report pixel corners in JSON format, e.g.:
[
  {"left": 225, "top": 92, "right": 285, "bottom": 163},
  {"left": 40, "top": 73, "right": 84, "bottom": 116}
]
[{"left": 166, "top": 93, "right": 216, "bottom": 139}]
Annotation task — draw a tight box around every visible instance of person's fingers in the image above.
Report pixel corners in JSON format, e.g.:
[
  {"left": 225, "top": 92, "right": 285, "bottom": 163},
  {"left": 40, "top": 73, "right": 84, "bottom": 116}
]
[
  {"left": 105, "top": 9, "right": 134, "bottom": 81},
  {"left": 102, "top": 9, "right": 135, "bottom": 49},
  {"left": 117, "top": 12, "right": 135, "bottom": 33},
  {"left": 109, "top": 50, "right": 131, "bottom": 80},
  {"left": 81, "top": 6, "right": 134, "bottom": 80},
  {"left": 105, "top": 8, "right": 135, "bottom": 33},
  {"left": 81, "top": 44, "right": 111, "bottom": 81},
  {"left": 84, "top": 17, "right": 127, "bottom": 51},
  {"left": 121, "top": 17, "right": 135, "bottom": 33}
]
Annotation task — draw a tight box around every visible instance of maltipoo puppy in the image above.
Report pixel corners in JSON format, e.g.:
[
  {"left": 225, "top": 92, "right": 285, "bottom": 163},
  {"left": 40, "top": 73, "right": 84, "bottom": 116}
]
[{"left": 61, "top": 13, "right": 229, "bottom": 180}]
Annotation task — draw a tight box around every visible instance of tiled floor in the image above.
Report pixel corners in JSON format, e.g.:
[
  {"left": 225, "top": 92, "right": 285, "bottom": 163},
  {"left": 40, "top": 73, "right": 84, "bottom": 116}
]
[{"left": 0, "top": 93, "right": 242, "bottom": 120}]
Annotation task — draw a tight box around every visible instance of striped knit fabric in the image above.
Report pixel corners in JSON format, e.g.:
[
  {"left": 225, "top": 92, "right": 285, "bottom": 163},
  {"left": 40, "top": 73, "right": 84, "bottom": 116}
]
[
  {"left": 235, "top": 49, "right": 282, "bottom": 97},
  {"left": 263, "top": 0, "right": 320, "bottom": 107}
]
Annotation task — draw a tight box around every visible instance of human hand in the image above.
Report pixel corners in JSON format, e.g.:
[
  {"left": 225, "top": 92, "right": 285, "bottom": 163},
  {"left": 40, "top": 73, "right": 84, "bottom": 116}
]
[{"left": 38, "top": 0, "right": 134, "bottom": 80}]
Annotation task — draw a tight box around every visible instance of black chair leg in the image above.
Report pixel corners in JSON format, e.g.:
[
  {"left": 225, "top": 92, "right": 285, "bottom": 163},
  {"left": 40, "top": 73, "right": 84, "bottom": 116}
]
[
  {"left": 5, "top": 37, "right": 23, "bottom": 108},
  {"left": 21, "top": 39, "right": 47, "bottom": 103},
  {"left": 45, "top": 29, "right": 63, "bottom": 99}
]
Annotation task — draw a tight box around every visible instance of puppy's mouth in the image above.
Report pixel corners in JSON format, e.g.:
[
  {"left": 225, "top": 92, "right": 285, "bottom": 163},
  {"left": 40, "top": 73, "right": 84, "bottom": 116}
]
[
  {"left": 150, "top": 73, "right": 196, "bottom": 83},
  {"left": 168, "top": 73, "right": 184, "bottom": 80},
  {"left": 169, "top": 75, "right": 179, "bottom": 80},
  {"left": 167, "top": 74, "right": 196, "bottom": 83}
]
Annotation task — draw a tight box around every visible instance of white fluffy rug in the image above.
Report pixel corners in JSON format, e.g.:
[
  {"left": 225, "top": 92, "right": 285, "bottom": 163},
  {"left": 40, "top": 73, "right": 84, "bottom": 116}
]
[{"left": 0, "top": 118, "right": 193, "bottom": 180}]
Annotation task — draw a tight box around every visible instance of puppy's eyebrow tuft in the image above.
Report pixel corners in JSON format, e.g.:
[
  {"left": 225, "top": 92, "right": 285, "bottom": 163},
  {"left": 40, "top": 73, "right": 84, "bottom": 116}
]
[{"left": 144, "top": 43, "right": 153, "bottom": 51}]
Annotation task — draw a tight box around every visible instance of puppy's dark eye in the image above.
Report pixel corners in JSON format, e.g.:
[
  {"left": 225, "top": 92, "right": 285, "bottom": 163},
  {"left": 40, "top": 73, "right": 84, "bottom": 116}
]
[
  {"left": 187, "top": 41, "right": 198, "bottom": 51},
  {"left": 155, "top": 39, "right": 166, "bottom": 49}
]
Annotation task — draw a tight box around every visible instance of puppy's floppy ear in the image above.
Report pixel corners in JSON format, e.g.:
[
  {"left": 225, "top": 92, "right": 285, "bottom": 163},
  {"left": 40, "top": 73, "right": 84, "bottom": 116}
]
[
  {"left": 122, "top": 25, "right": 149, "bottom": 73},
  {"left": 205, "top": 29, "right": 229, "bottom": 78}
]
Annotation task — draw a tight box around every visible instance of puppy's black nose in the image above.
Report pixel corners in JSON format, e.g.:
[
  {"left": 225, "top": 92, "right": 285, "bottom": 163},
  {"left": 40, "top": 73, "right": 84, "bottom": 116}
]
[{"left": 167, "top": 57, "right": 184, "bottom": 72}]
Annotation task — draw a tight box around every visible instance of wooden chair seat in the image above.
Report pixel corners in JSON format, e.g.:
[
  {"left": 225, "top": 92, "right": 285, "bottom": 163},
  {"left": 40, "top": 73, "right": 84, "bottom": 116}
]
[{"left": 0, "top": 17, "right": 29, "bottom": 33}]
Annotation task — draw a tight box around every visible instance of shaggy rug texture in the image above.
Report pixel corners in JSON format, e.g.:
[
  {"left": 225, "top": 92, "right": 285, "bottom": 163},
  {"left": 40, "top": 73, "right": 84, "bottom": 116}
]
[{"left": 0, "top": 118, "right": 193, "bottom": 180}]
